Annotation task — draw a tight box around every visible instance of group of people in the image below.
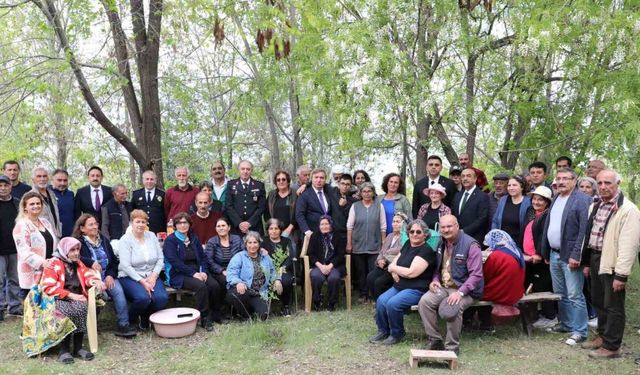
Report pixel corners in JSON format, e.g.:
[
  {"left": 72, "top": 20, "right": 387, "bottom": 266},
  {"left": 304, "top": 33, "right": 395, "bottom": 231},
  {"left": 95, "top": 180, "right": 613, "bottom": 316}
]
[{"left": 0, "top": 153, "right": 635, "bottom": 363}]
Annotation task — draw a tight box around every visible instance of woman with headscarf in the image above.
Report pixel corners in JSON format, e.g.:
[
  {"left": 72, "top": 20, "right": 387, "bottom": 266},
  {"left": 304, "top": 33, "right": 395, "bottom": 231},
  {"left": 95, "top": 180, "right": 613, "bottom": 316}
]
[
  {"left": 40, "top": 237, "right": 104, "bottom": 364},
  {"left": 308, "top": 215, "right": 346, "bottom": 311},
  {"left": 366, "top": 213, "right": 407, "bottom": 300},
  {"left": 463, "top": 229, "right": 525, "bottom": 331}
]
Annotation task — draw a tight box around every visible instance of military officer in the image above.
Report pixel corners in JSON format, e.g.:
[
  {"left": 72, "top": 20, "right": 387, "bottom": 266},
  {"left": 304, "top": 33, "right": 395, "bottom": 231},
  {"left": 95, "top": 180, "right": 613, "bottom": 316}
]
[
  {"left": 224, "top": 160, "right": 267, "bottom": 235},
  {"left": 132, "top": 170, "right": 166, "bottom": 234}
]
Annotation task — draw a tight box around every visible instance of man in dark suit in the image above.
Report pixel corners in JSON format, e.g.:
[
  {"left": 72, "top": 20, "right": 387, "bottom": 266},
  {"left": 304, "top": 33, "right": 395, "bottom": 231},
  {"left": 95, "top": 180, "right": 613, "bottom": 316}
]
[
  {"left": 132, "top": 170, "right": 166, "bottom": 234},
  {"left": 296, "top": 168, "right": 334, "bottom": 237},
  {"left": 74, "top": 166, "right": 112, "bottom": 224},
  {"left": 413, "top": 155, "right": 457, "bottom": 217},
  {"left": 451, "top": 168, "right": 489, "bottom": 243},
  {"left": 224, "top": 160, "right": 266, "bottom": 235}
]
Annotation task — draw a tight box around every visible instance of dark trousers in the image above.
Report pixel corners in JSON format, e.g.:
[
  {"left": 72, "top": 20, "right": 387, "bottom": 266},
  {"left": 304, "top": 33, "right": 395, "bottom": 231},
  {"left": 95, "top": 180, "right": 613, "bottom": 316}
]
[
  {"left": 181, "top": 276, "right": 223, "bottom": 320},
  {"left": 352, "top": 253, "right": 377, "bottom": 296},
  {"left": 279, "top": 273, "right": 293, "bottom": 306},
  {"left": 366, "top": 267, "right": 394, "bottom": 300},
  {"left": 525, "top": 261, "right": 557, "bottom": 319},
  {"left": 310, "top": 267, "right": 341, "bottom": 306},
  {"left": 590, "top": 251, "right": 626, "bottom": 351},
  {"left": 226, "top": 288, "right": 269, "bottom": 319}
]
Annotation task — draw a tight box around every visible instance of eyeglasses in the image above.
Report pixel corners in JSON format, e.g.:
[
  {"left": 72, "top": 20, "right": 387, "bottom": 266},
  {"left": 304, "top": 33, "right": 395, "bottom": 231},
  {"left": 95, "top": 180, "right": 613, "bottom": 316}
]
[
  {"left": 276, "top": 178, "right": 288, "bottom": 182},
  {"left": 409, "top": 230, "right": 423, "bottom": 235}
]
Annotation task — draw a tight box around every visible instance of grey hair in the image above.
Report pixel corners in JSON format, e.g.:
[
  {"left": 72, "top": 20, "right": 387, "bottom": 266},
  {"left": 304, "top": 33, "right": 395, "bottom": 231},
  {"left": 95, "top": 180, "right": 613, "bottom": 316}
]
[
  {"left": 244, "top": 231, "right": 262, "bottom": 245},
  {"left": 556, "top": 167, "right": 577, "bottom": 180},
  {"left": 112, "top": 183, "right": 127, "bottom": 193},
  {"left": 31, "top": 166, "right": 49, "bottom": 179},
  {"left": 598, "top": 169, "right": 622, "bottom": 183},
  {"left": 359, "top": 181, "right": 376, "bottom": 196},
  {"left": 175, "top": 166, "right": 190, "bottom": 175},
  {"left": 407, "top": 219, "right": 429, "bottom": 234},
  {"left": 577, "top": 176, "right": 597, "bottom": 196},
  {"left": 296, "top": 164, "right": 311, "bottom": 175},
  {"left": 142, "top": 170, "right": 156, "bottom": 179},
  {"left": 239, "top": 160, "right": 254, "bottom": 168}
]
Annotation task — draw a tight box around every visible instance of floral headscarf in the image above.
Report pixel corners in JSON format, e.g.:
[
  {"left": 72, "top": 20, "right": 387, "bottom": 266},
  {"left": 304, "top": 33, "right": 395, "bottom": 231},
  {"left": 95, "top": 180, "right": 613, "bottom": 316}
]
[
  {"left": 483, "top": 229, "right": 525, "bottom": 268},
  {"left": 53, "top": 237, "right": 81, "bottom": 264}
]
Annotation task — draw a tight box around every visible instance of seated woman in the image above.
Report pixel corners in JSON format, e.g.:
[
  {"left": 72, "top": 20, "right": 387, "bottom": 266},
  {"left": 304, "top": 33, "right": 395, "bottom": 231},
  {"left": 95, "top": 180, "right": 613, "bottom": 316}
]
[
  {"left": 226, "top": 231, "right": 282, "bottom": 321},
  {"left": 308, "top": 215, "right": 346, "bottom": 311},
  {"left": 464, "top": 229, "right": 525, "bottom": 330},
  {"left": 117, "top": 209, "right": 168, "bottom": 330},
  {"left": 74, "top": 214, "right": 136, "bottom": 338},
  {"left": 163, "top": 212, "right": 223, "bottom": 331},
  {"left": 262, "top": 218, "right": 295, "bottom": 316},
  {"left": 416, "top": 183, "right": 451, "bottom": 230},
  {"left": 366, "top": 213, "right": 406, "bottom": 300},
  {"left": 369, "top": 219, "right": 436, "bottom": 345},
  {"left": 41, "top": 237, "right": 104, "bottom": 364},
  {"left": 205, "top": 217, "right": 245, "bottom": 302}
]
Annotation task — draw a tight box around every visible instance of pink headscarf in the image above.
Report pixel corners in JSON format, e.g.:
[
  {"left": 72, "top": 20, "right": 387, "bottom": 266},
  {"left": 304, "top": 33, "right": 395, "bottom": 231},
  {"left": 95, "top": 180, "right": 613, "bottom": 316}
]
[{"left": 55, "top": 237, "right": 81, "bottom": 262}]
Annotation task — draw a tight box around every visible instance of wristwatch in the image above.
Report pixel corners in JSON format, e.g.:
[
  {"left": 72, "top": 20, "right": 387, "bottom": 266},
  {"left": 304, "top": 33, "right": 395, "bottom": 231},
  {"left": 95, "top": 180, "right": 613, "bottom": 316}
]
[{"left": 458, "top": 291, "right": 464, "bottom": 297}]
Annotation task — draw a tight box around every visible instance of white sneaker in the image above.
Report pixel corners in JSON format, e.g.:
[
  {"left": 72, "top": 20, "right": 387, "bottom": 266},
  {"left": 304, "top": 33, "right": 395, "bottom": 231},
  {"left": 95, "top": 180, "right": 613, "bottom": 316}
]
[
  {"left": 588, "top": 317, "right": 598, "bottom": 328},
  {"left": 565, "top": 334, "right": 586, "bottom": 346},
  {"left": 533, "top": 317, "right": 558, "bottom": 329}
]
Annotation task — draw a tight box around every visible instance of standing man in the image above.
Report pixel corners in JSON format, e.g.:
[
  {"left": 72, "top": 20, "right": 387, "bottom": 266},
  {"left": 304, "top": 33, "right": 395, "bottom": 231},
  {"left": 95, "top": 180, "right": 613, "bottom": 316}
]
[
  {"left": 101, "top": 184, "right": 132, "bottom": 240},
  {"left": 0, "top": 175, "right": 21, "bottom": 320},
  {"left": 291, "top": 164, "right": 311, "bottom": 193},
  {"left": 74, "top": 166, "right": 112, "bottom": 225},
  {"left": 458, "top": 153, "right": 488, "bottom": 190},
  {"left": 528, "top": 161, "right": 551, "bottom": 192},
  {"left": 164, "top": 166, "right": 199, "bottom": 224},
  {"left": 132, "top": 170, "right": 166, "bottom": 234},
  {"left": 30, "top": 167, "right": 61, "bottom": 238},
  {"left": 448, "top": 165, "right": 463, "bottom": 192},
  {"left": 225, "top": 160, "right": 266, "bottom": 235},
  {"left": 451, "top": 169, "right": 490, "bottom": 243},
  {"left": 3, "top": 160, "right": 31, "bottom": 199},
  {"left": 330, "top": 165, "right": 346, "bottom": 187},
  {"left": 412, "top": 155, "right": 457, "bottom": 218},
  {"left": 488, "top": 173, "right": 509, "bottom": 221},
  {"left": 296, "top": 168, "right": 334, "bottom": 237},
  {"left": 331, "top": 174, "right": 357, "bottom": 244},
  {"left": 586, "top": 160, "right": 606, "bottom": 179},
  {"left": 555, "top": 156, "right": 572, "bottom": 170},
  {"left": 51, "top": 169, "right": 75, "bottom": 237},
  {"left": 418, "top": 215, "right": 483, "bottom": 354},
  {"left": 541, "top": 167, "right": 591, "bottom": 346},
  {"left": 210, "top": 161, "right": 229, "bottom": 206},
  {"left": 580, "top": 169, "right": 640, "bottom": 358}
]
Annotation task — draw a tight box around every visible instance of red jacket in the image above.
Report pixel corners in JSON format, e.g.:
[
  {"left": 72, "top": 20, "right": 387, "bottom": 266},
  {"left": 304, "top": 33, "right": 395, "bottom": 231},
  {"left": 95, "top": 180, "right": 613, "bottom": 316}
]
[{"left": 41, "top": 258, "right": 100, "bottom": 299}]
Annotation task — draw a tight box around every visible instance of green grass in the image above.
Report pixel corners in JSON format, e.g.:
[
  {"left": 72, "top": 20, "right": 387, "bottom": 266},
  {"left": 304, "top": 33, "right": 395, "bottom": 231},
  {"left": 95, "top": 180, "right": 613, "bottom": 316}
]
[{"left": 3, "top": 268, "right": 640, "bottom": 374}]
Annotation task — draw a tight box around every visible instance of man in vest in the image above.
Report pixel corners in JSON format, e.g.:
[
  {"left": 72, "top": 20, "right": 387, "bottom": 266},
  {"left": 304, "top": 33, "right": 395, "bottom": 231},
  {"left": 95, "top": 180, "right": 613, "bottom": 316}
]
[
  {"left": 417, "top": 214, "right": 484, "bottom": 355},
  {"left": 101, "top": 183, "right": 132, "bottom": 240}
]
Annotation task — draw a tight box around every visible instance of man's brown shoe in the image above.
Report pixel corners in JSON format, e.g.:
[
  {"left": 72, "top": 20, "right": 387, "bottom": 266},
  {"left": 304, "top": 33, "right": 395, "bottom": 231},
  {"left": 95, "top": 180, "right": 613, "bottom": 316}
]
[
  {"left": 588, "top": 347, "right": 621, "bottom": 359},
  {"left": 581, "top": 336, "right": 603, "bottom": 350}
]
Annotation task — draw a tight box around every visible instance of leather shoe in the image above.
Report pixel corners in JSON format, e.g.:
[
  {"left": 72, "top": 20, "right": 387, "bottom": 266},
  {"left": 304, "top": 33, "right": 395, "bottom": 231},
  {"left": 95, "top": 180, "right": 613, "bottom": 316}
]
[
  {"left": 381, "top": 335, "right": 403, "bottom": 345},
  {"left": 588, "top": 347, "right": 621, "bottom": 359},
  {"left": 581, "top": 336, "right": 603, "bottom": 350},
  {"left": 369, "top": 331, "right": 389, "bottom": 343},
  {"left": 426, "top": 339, "right": 445, "bottom": 351}
]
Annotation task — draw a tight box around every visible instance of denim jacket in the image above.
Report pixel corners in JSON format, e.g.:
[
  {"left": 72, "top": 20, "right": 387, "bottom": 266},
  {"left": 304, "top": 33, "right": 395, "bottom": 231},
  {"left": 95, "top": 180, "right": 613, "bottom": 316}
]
[{"left": 226, "top": 251, "right": 278, "bottom": 300}]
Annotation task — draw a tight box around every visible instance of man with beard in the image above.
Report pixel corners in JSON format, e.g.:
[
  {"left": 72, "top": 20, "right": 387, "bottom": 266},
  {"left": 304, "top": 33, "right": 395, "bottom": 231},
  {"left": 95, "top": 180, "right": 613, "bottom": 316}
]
[
  {"left": 210, "top": 161, "right": 229, "bottom": 206},
  {"left": 132, "top": 170, "right": 166, "bottom": 234},
  {"left": 412, "top": 155, "right": 457, "bottom": 217},
  {"left": 458, "top": 153, "right": 488, "bottom": 190},
  {"left": 164, "top": 166, "right": 199, "bottom": 224},
  {"left": 51, "top": 169, "right": 75, "bottom": 237},
  {"left": 74, "top": 165, "right": 112, "bottom": 225},
  {"left": 30, "top": 167, "right": 61, "bottom": 238}
]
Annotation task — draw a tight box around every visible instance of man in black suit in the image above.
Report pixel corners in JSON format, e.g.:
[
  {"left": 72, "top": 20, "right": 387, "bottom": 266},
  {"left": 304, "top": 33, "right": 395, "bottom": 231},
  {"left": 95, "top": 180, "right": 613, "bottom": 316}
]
[
  {"left": 296, "top": 168, "right": 334, "bottom": 237},
  {"left": 452, "top": 168, "right": 490, "bottom": 243},
  {"left": 413, "top": 155, "right": 457, "bottom": 217},
  {"left": 74, "top": 166, "right": 112, "bottom": 224},
  {"left": 132, "top": 170, "right": 166, "bottom": 234},
  {"left": 224, "top": 160, "right": 266, "bottom": 235}
]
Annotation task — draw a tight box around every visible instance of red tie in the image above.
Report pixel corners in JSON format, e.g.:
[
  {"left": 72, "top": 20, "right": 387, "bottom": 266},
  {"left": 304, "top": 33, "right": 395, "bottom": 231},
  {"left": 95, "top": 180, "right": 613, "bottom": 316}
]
[{"left": 94, "top": 188, "right": 101, "bottom": 212}]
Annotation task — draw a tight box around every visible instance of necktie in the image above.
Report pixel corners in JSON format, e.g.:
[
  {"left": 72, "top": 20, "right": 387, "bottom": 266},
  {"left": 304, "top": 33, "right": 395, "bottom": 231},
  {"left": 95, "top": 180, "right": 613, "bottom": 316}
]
[
  {"left": 147, "top": 191, "right": 151, "bottom": 203},
  {"left": 243, "top": 183, "right": 248, "bottom": 190},
  {"left": 431, "top": 180, "right": 435, "bottom": 185},
  {"left": 460, "top": 191, "right": 469, "bottom": 212},
  {"left": 94, "top": 188, "right": 101, "bottom": 212},
  {"left": 317, "top": 191, "right": 327, "bottom": 213}
]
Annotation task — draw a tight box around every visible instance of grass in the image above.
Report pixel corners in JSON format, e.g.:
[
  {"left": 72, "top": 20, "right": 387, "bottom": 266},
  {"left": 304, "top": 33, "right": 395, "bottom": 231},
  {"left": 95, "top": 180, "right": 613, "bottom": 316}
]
[{"left": 3, "top": 268, "right": 640, "bottom": 374}]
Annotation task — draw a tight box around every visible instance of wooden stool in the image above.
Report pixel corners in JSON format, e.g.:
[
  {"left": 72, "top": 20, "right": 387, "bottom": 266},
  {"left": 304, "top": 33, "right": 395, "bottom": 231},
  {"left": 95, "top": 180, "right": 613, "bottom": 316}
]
[{"left": 409, "top": 349, "right": 458, "bottom": 370}]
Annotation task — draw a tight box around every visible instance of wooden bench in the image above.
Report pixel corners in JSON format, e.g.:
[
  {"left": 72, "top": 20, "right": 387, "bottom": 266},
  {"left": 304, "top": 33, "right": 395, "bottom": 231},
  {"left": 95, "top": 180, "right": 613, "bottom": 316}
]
[
  {"left": 410, "top": 349, "right": 458, "bottom": 370},
  {"left": 165, "top": 287, "right": 195, "bottom": 303},
  {"left": 410, "top": 291, "right": 561, "bottom": 337}
]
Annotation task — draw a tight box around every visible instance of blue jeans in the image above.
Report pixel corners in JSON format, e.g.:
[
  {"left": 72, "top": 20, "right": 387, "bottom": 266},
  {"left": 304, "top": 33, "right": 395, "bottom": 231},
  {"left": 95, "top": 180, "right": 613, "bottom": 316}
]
[
  {"left": 106, "top": 278, "right": 130, "bottom": 328},
  {"left": 375, "top": 287, "right": 424, "bottom": 338},
  {"left": 549, "top": 251, "right": 588, "bottom": 337},
  {"left": 119, "top": 277, "right": 169, "bottom": 322},
  {"left": 0, "top": 254, "right": 22, "bottom": 313}
]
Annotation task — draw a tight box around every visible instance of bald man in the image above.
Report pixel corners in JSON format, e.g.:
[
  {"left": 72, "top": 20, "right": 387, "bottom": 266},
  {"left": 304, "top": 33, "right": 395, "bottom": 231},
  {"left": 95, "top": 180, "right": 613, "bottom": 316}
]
[
  {"left": 458, "top": 153, "right": 489, "bottom": 190},
  {"left": 418, "top": 215, "right": 484, "bottom": 354}
]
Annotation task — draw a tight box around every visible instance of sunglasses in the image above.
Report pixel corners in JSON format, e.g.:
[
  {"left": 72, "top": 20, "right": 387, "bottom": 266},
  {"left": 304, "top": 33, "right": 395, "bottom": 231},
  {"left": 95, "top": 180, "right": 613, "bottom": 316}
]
[
  {"left": 276, "top": 178, "right": 288, "bottom": 182},
  {"left": 409, "top": 230, "right": 423, "bottom": 235}
]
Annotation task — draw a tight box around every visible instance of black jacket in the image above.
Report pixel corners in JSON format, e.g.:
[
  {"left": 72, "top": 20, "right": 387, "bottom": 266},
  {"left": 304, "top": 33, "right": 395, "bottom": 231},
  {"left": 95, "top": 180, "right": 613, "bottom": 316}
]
[
  {"left": 78, "top": 234, "right": 119, "bottom": 279},
  {"left": 132, "top": 188, "right": 166, "bottom": 234},
  {"left": 412, "top": 175, "right": 457, "bottom": 218}
]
